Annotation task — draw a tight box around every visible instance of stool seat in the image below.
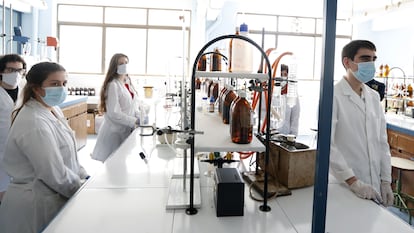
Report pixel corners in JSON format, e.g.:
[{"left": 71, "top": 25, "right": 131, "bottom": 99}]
[
  {"left": 391, "top": 156, "right": 414, "bottom": 225},
  {"left": 391, "top": 157, "right": 414, "bottom": 171}
]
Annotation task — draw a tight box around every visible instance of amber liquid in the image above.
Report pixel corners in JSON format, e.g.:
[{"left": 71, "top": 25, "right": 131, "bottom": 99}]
[
  {"left": 210, "top": 82, "right": 219, "bottom": 101},
  {"left": 230, "top": 96, "right": 253, "bottom": 144},
  {"left": 210, "top": 49, "right": 222, "bottom": 71},
  {"left": 195, "top": 78, "right": 201, "bottom": 89},
  {"left": 198, "top": 55, "right": 207, "bottom": 71},
  {"left": 217, "top": 86, "right": 227, "bottom": 115},
  {"left": 222, "top": 90, "right": 237, "bottom": 124}
]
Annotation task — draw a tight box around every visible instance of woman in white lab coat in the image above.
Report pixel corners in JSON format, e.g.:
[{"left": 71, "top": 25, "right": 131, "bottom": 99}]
[
  {"left": 330, "top": 40, "right": 393, "bottom": 206},
  {"left": 0, "top": 62, "right": 89, "bottom": 233},
  {"left": 91, "top": 53, "right": 141, "bottom": 162},
  {"left": 0, "top": 54, "right": 26, "bottom": 203}
]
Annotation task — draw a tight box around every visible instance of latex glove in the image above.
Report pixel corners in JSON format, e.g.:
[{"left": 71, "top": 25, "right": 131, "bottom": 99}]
[
  {"left": 349, "top": 180, "right": 382, "bottom": 203},
  {"left": 380, "top": 181, "right": 394, "bottom": 207}
]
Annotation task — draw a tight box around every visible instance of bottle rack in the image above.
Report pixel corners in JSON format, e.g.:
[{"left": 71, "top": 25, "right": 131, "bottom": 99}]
[{"left": 186, "top": 34, "right": 274, "bottom": 215}]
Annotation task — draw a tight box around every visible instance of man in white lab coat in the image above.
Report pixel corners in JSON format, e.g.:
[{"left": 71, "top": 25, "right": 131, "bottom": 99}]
[
  {"left": 330, "top": 40, "right": 394, "bottom": 206},
  {"left": 0, "top": 54, "right": 26, "bottom": 204}
]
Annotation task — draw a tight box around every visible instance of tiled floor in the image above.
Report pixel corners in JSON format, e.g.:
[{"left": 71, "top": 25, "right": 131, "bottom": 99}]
[{"left": 79, "top": 134, "right": 413, "bottom": 228}]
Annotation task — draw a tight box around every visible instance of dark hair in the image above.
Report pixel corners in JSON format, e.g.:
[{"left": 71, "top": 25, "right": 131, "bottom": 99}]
[
  {"left": 11, "top": 62, "right": 66, "bottom": 123},
  {"left": 341, "top": 40, "right": 376, "bottom": 68},
  {"left": 0, "top": 53, "right": 27, "bottom": 74},
  {"left": 281, "top": 64, "right": 289, "bottom": 73},
  {"left": 99, "top": 53, "right": 129, "bottom": 113}
]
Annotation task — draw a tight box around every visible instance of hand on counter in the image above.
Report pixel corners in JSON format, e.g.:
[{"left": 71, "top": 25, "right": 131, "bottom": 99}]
[
  {"left": 380, "top": 181, "right": 394, "bottom": 207},
  {"left": 349, "top": 179, "right": 382, "bottom": 203}
]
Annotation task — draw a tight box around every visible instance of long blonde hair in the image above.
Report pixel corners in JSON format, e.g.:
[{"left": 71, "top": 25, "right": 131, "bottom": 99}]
[{"left": 99, "top": 53, "right": 128, "bottom": 113}]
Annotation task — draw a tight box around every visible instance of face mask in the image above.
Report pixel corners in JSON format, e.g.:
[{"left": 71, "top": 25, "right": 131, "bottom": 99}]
[
  {"left": 117, "top": 64, "right": 128, "bottom": 75},
  {"left": 2, "top": 72, "right": 21, "bottom": 88},
  {"left": 351, "top": 61, "right": 376, "bottom": 83},
  {"left": 41, "top": 86, "right": 67, "bottom": 106}
]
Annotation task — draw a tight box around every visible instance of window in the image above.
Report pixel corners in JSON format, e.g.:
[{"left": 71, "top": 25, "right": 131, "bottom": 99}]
[
  {"left": 237, "top": 13, "right": 352, "bottom": 80},
  {"left": 57, "top": 4, "right": 191, "bottom": 76}
]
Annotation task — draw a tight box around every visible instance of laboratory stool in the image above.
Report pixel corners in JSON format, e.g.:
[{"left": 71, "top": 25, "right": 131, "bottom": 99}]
[{"left": 391, "top": 156, "right": 414, "bottom": 224}]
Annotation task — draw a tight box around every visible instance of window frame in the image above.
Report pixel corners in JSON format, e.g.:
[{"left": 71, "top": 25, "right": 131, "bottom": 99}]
[{"left": 56, "top": 4, "right": 191, "bottom": 76}]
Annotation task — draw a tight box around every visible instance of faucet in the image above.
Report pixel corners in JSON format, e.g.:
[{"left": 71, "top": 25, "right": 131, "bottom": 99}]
[{"left": 387, "top": 66, "right": 407, "bottom": 114}]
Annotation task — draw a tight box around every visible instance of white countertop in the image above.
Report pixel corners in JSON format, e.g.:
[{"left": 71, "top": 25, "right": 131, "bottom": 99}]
[
  {"left": 386, "top": 113, "right": 414, "bottom": 136},
  {"left": 43, "top": 128, "right": 414, "bottom": 233}
]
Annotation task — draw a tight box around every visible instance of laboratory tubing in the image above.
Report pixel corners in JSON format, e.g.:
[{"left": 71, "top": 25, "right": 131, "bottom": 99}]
[
  {"left": 230, "top": 90, "right": 253, "bottom": 144},
  {"left": 231, "top": 23, "right": 253, "bottom": 73}
]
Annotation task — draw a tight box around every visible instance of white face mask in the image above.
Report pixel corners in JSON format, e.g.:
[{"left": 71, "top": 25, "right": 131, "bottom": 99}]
[
  {"left": 2, "top": 72, "right": 21, "bottom": 88},
  {"left": 117, "top": 64, "right": 128, "bottom": 75}
]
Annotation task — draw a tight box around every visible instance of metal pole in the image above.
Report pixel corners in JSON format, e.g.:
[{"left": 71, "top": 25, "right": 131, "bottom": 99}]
[
  {"left": 9, "top": 3, "right": 12, "bottom": 53},
  {"left": 311, "top": 0, "right": 337, "bottom": 232},
  {"left": 2, "top": 0, "right": 5, "bottom": 54}
]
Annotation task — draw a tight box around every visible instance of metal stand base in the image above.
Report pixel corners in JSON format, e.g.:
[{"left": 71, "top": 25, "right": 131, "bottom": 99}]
[
  {"left": 185, "top": 207, "right": 198, "bottom": 215},
  {"left": 259, "top": 205, "right": 271, "bottom": 212},
  {"left": 166, "top": 178, "right": 201, "bottom": 210}
]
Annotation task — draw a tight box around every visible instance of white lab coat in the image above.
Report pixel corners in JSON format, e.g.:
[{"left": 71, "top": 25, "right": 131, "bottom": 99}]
[
  {"left": 0, "top": 87, "right": 14, "bottom": 193},
  {"left": 258, "top": 93, "right": 300, "bottom": 135},
  {"left": 91, "top": 78, "right": 140, "bottom": 162},
  {"left": 329, "top": 78, "right": 391, "bottom": 193},
  {"left": 277, "top": 96, "right": 300, "bottom": 135},
  {"left": 0, "top": 99, "right": 88, "bottom": 233}
]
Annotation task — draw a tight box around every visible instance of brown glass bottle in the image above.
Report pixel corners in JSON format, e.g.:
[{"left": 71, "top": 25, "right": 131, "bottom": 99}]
[
  {"left": 210, "top": 48, "right": 222, "bottom": 71},
  {"left": 198, "top": 55, "right": 207, "bottom": 71},
  {"left": 230, "top": 91, "right": 252, "bottom": 144},
  {"left": 207, "top": 80, "right": 214, "bottom": 98},
  {"left": 222, "top": 87, "right": 237, "bottom": 124},
  {"left": 195, "top": 78, "right": 201, "bottom": 89},
  {"left": 217, "top": 85, "right": 228, "bottom": 115},
  {"left": 209, "top": 82, "right": 219, "bottom": 101}
]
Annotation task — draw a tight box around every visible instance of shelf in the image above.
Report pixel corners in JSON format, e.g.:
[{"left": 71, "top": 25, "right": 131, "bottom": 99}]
[
  {"left": 194, "top": 112, "right": 265, "bottom": 153},
  {"left": 195, "top": 71, "right": 268, "bottom": 81}
]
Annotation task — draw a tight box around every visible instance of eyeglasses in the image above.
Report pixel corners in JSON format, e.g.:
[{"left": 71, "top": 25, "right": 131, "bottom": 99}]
[{"left": 4, "top": 67, "right": 26, "bottom": 75}]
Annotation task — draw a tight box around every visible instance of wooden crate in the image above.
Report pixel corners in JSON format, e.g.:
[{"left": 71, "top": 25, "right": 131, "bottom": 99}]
[{"left": 258, "top": 141, "right": 316, "bottom": 189}]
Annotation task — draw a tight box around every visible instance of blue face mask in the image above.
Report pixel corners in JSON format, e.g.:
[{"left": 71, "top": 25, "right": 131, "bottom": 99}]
[
  {"left": 351, "top": 61, "right": 376, "bottom": 83},
  {"left": 41, "top": 86, "right": 67, "bottom": 106}
]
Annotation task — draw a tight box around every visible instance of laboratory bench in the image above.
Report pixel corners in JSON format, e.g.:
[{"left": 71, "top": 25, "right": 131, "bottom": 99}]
[
  {"left": 42, "top": 126, "right": 414, "bottom": 233},
  {"left": 59, "top": 96, "right": 88, "bottom": 150},
  {"left": 386, "top": 113, "right": 414, "bottom": 217}
]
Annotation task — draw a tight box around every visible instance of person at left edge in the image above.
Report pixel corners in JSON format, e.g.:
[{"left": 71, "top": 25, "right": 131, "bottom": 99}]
[
  {"left": 0, "top": 62, "right": 89, "bottom": 233},
  {"left": 0, "top": 54, "right": 26, "bottom": 204}
]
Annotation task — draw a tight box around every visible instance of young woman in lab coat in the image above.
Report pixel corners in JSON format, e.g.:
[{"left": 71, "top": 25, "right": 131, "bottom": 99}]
[
  {"left": 278, "top": 64, "right": 300, "bottom": 135},
  {"left": 0, "top": 62, "right": 89, "bottom": 233},
  {"left": 91, "top": 53, "right": 141, "bottom": 162},
  {"left": 0, "top": 54, "right": 26, "bottom": 203},
  {"left": 329, "top": 40, "right": 394, "bottom": 206}
]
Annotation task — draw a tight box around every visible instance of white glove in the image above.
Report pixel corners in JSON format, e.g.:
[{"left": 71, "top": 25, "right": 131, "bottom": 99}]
[
  {"left": 380, "top": 181, "right": 394, "bottom": 207},
  {"left": 349, "top": 180, "right": 382, "bottom": 203}
]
